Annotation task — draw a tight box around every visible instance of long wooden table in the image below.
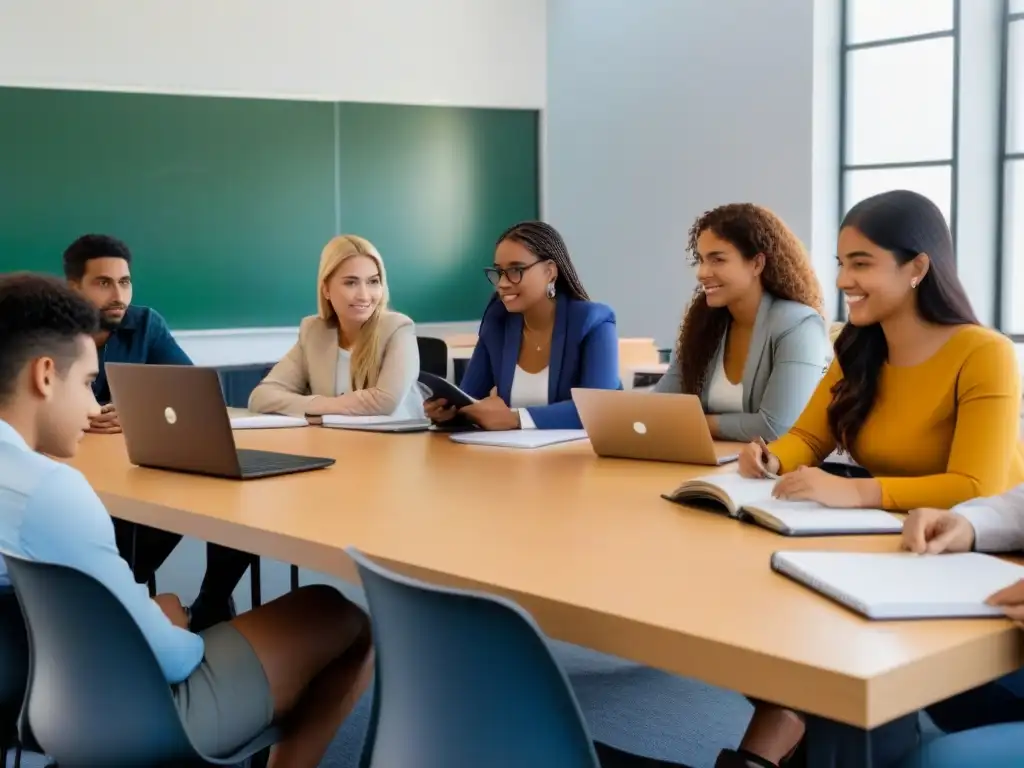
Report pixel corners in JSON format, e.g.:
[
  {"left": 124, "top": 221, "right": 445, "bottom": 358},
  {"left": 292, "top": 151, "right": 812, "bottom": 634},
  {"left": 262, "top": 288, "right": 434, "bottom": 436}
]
[{"left": 70, "top": 428, "right": 1023, "bottom": 735}]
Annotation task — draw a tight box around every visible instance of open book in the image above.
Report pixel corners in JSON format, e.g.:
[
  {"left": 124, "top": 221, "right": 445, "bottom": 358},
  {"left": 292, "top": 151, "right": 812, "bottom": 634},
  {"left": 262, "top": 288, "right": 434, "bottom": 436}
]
[
  {"left": 450, "top": 429, "right": 589, "bottom": 449},
  {"left": 228, "top": 410, "right": 309, "bottom": 430},
  {"left": 771, "top": 551, "right": 1024, "bottom": 620},
  {"left": 662, "top": 472, "right": 903, "bottom": 536},
  {"left": 321, "top": 414, "right": 431, "bottom": 433}
]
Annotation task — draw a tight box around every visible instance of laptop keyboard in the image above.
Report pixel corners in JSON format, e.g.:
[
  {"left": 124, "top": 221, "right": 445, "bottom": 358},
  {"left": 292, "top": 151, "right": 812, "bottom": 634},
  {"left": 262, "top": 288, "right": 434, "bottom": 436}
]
[{"left": 236, "top": 449, "right": 329, "bottom": 476}]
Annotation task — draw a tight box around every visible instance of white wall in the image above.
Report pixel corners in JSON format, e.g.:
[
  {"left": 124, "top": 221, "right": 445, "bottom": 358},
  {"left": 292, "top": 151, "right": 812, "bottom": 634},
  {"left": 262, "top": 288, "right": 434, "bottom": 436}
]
[
  {"left": 545, "top": 0, "right": 834, "bottom": 348},
  {"left": 0, "top": 0, "right": 546, "bottom": 108}
]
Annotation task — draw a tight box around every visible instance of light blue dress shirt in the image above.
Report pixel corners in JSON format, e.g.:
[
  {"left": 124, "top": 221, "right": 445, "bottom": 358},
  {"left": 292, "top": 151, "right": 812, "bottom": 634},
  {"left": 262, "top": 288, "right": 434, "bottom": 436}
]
[{"left": 0, "top": 419, "right": 204, "bottom": 683}]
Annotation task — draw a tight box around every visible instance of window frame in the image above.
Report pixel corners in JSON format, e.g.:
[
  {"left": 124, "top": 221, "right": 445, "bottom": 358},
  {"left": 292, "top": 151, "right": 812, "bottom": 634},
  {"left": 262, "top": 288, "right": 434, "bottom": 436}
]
[
  {"left": 997, "top": 1, "right": 1024, "bottom": 338},
  {"left": 836, "top": 0, "right": 961, "bottom": 321}
]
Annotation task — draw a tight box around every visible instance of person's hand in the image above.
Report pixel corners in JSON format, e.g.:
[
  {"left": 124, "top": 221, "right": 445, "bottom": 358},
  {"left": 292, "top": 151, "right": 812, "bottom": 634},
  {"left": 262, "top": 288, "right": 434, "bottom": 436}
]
[
  {"left": 459, "top": 387, "right": 520, "bottom": 431},
  {"left": 738, "top": 437, "right": 780, "bottom": 478},
  {"left": 771, "top": 466, "right": 862, "bottom": 507},
  {"left": 153, "top": 593, "right": 190, "bottom": 629},
  {"left": 901, "top": 507, "right": 975, "bottom": 554},
  {"left": 424, "top": 397, "right": 458, "bottom": 423},
  {"left": 986, "top": 579, "right": 1024, "bottom": 622},
  {"left": 87, "top": 404, "right": 122, "bottom": 434}
]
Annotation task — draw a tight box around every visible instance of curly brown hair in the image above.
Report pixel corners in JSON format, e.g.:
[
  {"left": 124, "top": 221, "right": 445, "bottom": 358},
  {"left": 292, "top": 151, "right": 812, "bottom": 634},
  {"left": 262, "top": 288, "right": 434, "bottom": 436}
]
[{"left": 675, "top": 203, "right": 824, "bottom": 396}]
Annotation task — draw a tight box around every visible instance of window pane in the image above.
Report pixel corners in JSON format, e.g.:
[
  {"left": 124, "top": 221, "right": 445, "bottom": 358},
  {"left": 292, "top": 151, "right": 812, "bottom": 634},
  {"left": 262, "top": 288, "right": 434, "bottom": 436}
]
[
  {"left": 847, "top": 0, "right": 954, "bottom": 44},
  {"left": 846, "top": 38, "right": 954, "bottom": 165},
  {"left": 1012, "top": 0, "right": 1024, "bottom": 14},
  {"left": 1003, "top": 160, "right": 1024, "bottom": 332},
  {"left": 844, "top": 165, "right": 953, "bottom": 225},
  {"left": 1009, "top": 21, "right": 1024, "bottom": 154}
]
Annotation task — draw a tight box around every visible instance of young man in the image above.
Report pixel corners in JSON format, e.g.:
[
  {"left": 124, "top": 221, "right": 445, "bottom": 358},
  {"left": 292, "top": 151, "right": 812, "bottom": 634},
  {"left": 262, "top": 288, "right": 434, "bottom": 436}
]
[
  {"left": 0, "top": 273, "right": 371, "bottom": 766},
  {"left": 63, "top": 235, "right": 251, "bottom": 631}
]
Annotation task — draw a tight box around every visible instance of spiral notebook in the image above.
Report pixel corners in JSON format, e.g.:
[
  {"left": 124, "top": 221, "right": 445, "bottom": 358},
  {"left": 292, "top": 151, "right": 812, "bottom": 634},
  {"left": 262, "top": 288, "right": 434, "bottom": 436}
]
[{"left": 771, "top": 551, "right": 1024, "bottom": 620}]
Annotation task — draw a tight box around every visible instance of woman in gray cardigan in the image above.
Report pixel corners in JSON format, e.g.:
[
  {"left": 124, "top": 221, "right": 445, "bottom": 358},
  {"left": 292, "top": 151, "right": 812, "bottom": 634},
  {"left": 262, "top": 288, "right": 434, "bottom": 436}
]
[{"left": 656, "top": 203, "right": 830, "bottom": 443}]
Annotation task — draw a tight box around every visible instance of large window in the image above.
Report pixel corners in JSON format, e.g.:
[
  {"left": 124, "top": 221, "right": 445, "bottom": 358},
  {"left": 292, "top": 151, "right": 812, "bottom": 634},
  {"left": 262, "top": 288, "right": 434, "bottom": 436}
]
[
  {"left": 841, "top": 0, "right": 958, "bottom": 228},
  {"left": 1003, "top": 2, "right": 1024, "bottom": 332}
]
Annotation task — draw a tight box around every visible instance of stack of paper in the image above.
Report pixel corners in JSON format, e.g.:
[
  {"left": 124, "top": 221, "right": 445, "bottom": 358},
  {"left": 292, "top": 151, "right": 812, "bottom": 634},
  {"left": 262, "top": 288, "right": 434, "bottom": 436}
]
[
  {"left": 450, "top": 429, "right": 589, "bottom": 449},
  {"left": 321, "top": 414, "right": 431, "bottom": 433},
  {"left": 229, "top": 413, "right": 308, "bottom": 430}
]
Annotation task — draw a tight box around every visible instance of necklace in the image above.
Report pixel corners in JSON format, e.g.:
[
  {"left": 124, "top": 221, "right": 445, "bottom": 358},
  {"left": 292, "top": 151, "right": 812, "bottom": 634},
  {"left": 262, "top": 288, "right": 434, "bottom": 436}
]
[{"left": 523, "top": 321, "right": 550, "bottom": 352}]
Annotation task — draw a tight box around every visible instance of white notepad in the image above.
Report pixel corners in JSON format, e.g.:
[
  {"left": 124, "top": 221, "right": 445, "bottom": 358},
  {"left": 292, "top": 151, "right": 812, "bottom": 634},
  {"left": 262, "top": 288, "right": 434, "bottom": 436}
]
[
  {"left": 771, "top": 550, "right": 1024, "bottom": 619},
  {"left": 229, "top": 413, "right": 309, "bottom": 430},
  {"left": 450, "top": 429, "right": 589, "bottom": 449},
  {"left": 321, "top": 414, "right": 431, "bottom": 433}
]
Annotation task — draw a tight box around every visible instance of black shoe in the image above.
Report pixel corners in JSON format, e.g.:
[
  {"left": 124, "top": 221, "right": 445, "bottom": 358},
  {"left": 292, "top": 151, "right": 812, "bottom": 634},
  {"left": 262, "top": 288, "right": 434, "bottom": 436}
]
[
  {"left": 188, "top": 594, "right": 237, "bottom": 632},
  {"left": 715, "top": 749, "right": 778, "bottom": 768}
]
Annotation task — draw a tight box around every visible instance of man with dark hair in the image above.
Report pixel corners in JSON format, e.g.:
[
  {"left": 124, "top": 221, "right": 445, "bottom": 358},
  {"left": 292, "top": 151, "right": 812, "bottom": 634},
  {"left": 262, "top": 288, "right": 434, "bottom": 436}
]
[
  {"left": 63, "top": 235, "right": 252, "bottom": 631},
  {"left": 0, "top": 274, "right": 373, "bottom": 761}
]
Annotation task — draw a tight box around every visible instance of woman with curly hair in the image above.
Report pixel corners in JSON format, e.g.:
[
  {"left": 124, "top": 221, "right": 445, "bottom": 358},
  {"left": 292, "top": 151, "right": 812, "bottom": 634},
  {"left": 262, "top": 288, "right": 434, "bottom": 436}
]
[{"left": 655, "top": 203, "right": 830, "bottom": 442}]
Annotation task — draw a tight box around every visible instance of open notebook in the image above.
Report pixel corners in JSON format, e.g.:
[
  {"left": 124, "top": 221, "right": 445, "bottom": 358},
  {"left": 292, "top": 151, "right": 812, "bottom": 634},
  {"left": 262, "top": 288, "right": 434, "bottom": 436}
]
[
  {"left": 661, "top": 471, "right": 903, "bottom": 536},
  {"left": 321, "top": 414, "right": 431, "bottom": 433},
  {"left": 771, "top": 551, "right": 1024, "bottom": 620},
  {"left": 228, "top": 410, "right": 309, "bottom": 430},
  {"left": 450, "top": 429, "right": 589, "bottom": 449}
]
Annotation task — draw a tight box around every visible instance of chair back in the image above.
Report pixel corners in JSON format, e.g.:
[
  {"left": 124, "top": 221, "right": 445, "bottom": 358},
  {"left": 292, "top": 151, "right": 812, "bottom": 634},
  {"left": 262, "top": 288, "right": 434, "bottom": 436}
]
[
  {"left": 348, "top": 548, "right": 600, "bottom": 768},
  {"left": 416, "top": 337, "right": 449, "bottom": 378},
  {"left": 0, "top": 589, "right": 27, "bottom": 747},
  {"left": 4, "top": 554, "right": 199, "bottom": 766}
]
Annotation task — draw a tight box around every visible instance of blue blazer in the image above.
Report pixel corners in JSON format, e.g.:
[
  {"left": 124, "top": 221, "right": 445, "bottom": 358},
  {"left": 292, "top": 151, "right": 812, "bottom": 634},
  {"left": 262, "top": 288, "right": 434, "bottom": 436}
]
[{"left": 460, "top": 293, "right": 621, "bottom": 429}]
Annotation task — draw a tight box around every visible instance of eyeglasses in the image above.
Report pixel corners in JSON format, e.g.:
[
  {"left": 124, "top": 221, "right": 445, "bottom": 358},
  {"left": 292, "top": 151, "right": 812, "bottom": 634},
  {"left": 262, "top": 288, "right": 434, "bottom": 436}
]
[{"left": 484, "top": 260, "right": 548, "bottom": 286}]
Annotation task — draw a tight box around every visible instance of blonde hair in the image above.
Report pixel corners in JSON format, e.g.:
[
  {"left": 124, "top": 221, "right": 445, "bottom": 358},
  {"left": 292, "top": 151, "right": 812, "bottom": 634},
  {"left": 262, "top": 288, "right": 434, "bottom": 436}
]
[{"left": 316, "top": 235, "right": 390, "bottom": 391}]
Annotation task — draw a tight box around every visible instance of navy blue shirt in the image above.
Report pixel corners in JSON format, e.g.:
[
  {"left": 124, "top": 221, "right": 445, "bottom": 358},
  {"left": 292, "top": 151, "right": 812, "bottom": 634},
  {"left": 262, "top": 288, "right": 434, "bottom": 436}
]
[{"left": 93, "top": 305, "right": 193, "bottom": 405}]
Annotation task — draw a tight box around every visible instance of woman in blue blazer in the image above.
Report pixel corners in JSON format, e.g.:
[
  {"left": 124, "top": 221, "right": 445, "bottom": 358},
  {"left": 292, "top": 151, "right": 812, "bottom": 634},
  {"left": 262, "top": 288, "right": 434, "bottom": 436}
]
[{"left": 425, "top": 221, "right": 620, "bottom": 430}]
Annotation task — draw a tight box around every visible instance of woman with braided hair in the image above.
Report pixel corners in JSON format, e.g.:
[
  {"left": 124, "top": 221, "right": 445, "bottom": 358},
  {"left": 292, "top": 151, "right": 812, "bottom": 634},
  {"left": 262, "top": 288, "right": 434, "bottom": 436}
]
[
  {"left": 425, "top": 220, "right": 621, "bottom": 430},
  {"left": 655, "top": 203, "right": 831, "bottom": 443}
]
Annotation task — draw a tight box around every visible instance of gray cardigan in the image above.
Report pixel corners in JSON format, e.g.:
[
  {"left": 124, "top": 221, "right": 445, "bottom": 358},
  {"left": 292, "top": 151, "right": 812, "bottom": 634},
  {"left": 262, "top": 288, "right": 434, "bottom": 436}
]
[{"left": 655, "top": 294, "right": 830, "bottom": 442}]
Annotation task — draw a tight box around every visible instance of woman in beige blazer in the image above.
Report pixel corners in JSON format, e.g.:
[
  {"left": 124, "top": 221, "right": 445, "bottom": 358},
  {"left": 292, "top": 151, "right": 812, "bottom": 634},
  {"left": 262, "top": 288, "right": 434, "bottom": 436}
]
[{"left": 249, "top": 235, "right": 425, "bottom": 419}]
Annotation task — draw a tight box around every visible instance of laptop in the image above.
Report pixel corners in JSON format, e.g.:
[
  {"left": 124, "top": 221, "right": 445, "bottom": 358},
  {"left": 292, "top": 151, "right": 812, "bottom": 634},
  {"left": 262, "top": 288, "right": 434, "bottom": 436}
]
[
  {"left": 106, "top": 363, "right": 336, "bottom": 479},
  {"left": 571, "top": 388, "right": 739, "bottom": 465}
]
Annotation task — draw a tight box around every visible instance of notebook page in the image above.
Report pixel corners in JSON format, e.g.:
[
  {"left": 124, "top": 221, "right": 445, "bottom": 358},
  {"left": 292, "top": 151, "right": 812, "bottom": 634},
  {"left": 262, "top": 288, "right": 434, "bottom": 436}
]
[
  {"left": 772, "top": 551, "right": 1024, "bottom": 619},
  {"left": 229, "top": 414, "right": 308, "bottom": 429},
  {"left": 750, "top": 499, "right": 903, "bottom": 533},
  {"left": 450, "top": 429, "right": 589, "bottom": 449},
  {"left": 692, "top": 471, "right": 776, "bottom": 509}
]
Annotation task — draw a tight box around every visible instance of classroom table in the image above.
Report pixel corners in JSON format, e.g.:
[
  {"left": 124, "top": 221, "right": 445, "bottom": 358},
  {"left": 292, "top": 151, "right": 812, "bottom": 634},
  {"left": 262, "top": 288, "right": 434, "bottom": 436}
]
[{"left": 70, "top": 429, "right": 1024, "bottom": 766}]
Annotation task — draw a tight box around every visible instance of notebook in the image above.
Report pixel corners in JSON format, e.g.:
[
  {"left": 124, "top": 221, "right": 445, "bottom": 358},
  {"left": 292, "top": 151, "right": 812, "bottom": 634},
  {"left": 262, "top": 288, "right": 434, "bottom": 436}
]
[
  {"left": 228, "top": 411, "right": 309, "bottom": 430},
  {"left": 321, "top": 414, "right": 432, "bottom": 433},
  {"left": 450, "top": 429, "right": 589, "bottom": 449},
  {"left": 661, "top": 472, "right": 903, "bottom": 536},
  {"left": 771, "top": 551, "right": 1024, "bottom": 620}
]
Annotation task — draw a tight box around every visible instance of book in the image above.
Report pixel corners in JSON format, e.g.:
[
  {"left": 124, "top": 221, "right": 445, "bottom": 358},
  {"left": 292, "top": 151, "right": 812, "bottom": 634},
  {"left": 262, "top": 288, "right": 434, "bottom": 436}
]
[
  {"left": 661, "top": 471, "right": 903, "bottom": 536},
  {"left": 320, "top": 414, "right": 432, "bottom": 433},
  {"left": 228, "top": 411, "right": 309, "bottom": 430},
  {"left": 450, "top": 429, "right": 589, "bottom": 449},
  {"left": 417, "top": 371, "right": 478, "bottom": 409},
  {"left": 770, "top": 551, "right": 1024, "bottom": 620}
]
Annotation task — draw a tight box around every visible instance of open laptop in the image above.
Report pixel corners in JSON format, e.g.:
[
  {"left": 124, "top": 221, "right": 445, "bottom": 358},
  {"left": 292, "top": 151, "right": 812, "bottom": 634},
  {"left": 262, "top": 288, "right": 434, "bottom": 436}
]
[
  {"left": 106, "top": 363, "right": 336, "bottom": 479},
  {"left": 571, "top": 388, "right": 739, "bottom": 465}
]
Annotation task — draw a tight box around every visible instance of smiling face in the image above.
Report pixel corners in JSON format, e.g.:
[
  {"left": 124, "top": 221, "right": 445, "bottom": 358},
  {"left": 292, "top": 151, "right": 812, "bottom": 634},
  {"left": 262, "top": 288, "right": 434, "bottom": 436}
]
[
  {"left": 323, "top": 254, "right": 384, "bottom": 326},
  {"left": 693, "top": 230, "right": 764, "bottom": 309},
  {"left": 489, "top": 239, "right": 557, "bottom": 314},
  {"left": 836, "top": 226, "right": 928, "bottom": 326}
]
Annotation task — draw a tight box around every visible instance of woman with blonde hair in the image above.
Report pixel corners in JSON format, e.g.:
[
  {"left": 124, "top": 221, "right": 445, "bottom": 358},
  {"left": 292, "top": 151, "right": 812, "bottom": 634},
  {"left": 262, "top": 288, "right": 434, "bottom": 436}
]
[{"left": 249, "top": 235, "right": 424, "bottom": 419}]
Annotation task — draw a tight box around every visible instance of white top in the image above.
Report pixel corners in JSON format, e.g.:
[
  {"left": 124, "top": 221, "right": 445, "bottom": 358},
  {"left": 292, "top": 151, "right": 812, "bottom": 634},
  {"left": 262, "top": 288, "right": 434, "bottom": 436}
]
[
  {"left": 335, "top": 347, "right": 425, "bottom": 421},
  {"left": 706, "top": 346, "right": 744, "bottom": 414},
  {"left": 509, "top": 365, "right": 549, "bottom": 430},
  {"left": 955, "top": 482, "right": 1024, "bottom": 552}
]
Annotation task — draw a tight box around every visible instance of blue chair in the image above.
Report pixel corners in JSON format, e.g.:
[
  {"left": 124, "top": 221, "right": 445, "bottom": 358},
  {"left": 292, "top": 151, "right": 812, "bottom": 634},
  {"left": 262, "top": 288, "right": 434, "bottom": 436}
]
[
  {"left": 3, "top": 553, "right": 279, "bottom": 767},
  {"left": 347, "top": 547, "right": 601, "bottom": 768}
]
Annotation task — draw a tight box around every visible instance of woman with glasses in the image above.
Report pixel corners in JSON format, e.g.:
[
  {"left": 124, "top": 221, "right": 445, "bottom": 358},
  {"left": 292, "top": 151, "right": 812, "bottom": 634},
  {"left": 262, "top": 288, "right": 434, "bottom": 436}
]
[{"left": 425, "top": 220, "right": 620, "bottom": 430}]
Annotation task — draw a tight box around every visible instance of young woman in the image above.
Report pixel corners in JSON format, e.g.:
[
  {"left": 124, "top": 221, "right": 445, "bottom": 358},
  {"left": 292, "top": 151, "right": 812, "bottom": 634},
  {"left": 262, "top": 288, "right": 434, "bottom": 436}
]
[
  {"left": 249, "top": 235, "right": 424, "bottom": 420},
  {"left": 425, "top": 221, "right": 620, "bottom": 430},
  {"left": 723, "top": 189, "right": 1024, "bottom": 768},
  {"left": 655, "top": 203, "right": 830, "bottom": 442}
]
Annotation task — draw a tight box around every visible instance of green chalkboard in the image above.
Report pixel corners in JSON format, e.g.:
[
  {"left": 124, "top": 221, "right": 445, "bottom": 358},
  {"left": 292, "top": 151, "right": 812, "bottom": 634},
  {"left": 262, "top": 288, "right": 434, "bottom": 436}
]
[{"left": 0, "top": 87, "right": 539, "bottom": 329}]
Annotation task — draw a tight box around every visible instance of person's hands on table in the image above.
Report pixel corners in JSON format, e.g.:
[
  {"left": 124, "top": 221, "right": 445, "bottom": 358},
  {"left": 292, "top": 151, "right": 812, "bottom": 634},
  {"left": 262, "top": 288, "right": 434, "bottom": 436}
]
[
  {"left": 901, "top": 507, "right": 976, "bottom": 554},
  {"left": 88, "top": 404, "right": 122, "bottom": 434},
  {"left": 770, "top": 466, "right": 866, "bottom": 507},
  {"left": 986, "top": 580, "right": 1024, "bottom": 623},
  {"left": 459, "top": 387, "right": 520, "bottom": 431},
  {"left": 738, "top": 437, "right": 780, "bottom": 478},
  {"left": 424, "top": 397, "right": 458, "bottom": 423}
]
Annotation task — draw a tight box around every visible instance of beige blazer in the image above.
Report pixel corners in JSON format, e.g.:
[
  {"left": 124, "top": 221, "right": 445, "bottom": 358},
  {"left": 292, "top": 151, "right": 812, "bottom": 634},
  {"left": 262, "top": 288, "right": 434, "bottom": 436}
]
[{"left": 248, "top": 311, "right": 419, "bottom": 416}]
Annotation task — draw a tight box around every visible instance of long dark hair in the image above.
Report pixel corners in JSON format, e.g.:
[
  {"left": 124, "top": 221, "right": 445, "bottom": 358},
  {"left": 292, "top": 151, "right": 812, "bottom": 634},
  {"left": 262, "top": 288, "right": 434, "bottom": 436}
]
[
  {"left": 828, "top": 190, "right": 979, "bottom": 451},
  {"left": 496, "top": 221, "right": 589, "bottom": 301},
  {"left": 675, "top": 204, "right": 824, "bottom": 396}
]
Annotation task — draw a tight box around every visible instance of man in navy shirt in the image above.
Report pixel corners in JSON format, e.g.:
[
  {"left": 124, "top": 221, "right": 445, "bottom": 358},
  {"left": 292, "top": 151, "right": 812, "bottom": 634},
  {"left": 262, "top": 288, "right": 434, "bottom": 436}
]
[{"left": 64, "top": 235, "right": 252, "bottom": 630}]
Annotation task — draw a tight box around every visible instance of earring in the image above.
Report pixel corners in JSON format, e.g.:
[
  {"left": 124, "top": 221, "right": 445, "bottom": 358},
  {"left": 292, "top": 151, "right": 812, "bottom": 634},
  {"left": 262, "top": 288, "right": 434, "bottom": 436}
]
[
  {"left": 546, "top": 281, "right": 556, "bottom": 299},
  {"left": 911, "top": 277, "right": 919, "bottom": 289}
]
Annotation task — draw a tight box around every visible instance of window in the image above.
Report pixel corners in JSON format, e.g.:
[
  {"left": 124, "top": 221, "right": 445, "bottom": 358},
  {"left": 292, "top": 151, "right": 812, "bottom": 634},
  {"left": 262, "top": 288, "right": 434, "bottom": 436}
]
[
  {"left": 1001, "top": 5, "right": 1024, "bottom": 332},
  {"left": 839, "top": 0, "right": 958, "bottom": 319}
]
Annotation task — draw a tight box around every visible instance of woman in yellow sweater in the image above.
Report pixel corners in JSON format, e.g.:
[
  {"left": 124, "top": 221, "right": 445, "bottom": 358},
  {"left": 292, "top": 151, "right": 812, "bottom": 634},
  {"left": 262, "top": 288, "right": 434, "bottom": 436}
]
[{"left": 717, "top": 189, "right": 1024, "bottom": 768}]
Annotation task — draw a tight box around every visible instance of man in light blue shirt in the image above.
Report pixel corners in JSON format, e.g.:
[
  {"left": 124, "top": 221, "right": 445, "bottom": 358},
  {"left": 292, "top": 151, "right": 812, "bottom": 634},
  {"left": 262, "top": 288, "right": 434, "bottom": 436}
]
[{"left": 0, "top": 273, "right": 371, "bottom": 760}]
